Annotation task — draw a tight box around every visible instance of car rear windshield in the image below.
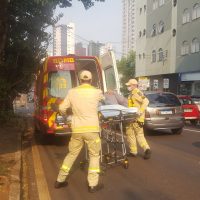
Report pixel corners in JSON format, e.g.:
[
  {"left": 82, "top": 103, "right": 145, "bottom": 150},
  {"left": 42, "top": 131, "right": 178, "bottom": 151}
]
[
  {"left": 146, "top": 93, "right": 181, "bottom": 107},
  {"left": 179, "top": 98, "right": 193, "bottom": 105},
  {"left": 191, "top": 97, "right": 200, "bottom": 105}
]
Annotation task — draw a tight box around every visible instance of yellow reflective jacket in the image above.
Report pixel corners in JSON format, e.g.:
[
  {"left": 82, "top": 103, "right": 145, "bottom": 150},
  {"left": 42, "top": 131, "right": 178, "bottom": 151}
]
[
  {"left": 59, "top": 84, "right": 104, "bottom": 133},
  {"left": 128, "top": 88, "right": 149, "bottom": 123}
]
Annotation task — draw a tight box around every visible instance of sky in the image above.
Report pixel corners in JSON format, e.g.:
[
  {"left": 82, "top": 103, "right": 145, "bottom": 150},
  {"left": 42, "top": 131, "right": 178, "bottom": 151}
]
[{"left": 51, "top": 0, "right": 122, "bottom": 58}]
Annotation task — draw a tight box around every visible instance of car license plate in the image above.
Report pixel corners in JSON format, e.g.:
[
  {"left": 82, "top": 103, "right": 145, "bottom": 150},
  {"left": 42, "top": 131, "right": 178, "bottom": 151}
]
[
  {"left": 184, "top": 108, "right": 192, "bottom": 112},
  {"left": 160, "top": 110, "right": 173, "bottom": 115}
]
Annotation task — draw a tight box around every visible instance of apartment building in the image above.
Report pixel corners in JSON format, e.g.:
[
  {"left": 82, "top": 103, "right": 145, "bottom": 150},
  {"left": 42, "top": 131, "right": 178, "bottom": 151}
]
[
  {"left": 53, "top": 25, "right": 67, "bottom": 56},
  {"left": 87, "top": 41, "right": 103, "bottom": 57},
  {"left": 136, "top": 0, "right": 200, "bottom": 95},
  {"left": 53, "top": 23, "right": 75, "bottom": 56},
  {"left": 66, "top": 22, "right": 75, "bottom": 55},
  {"left": 122, "top": 0, "right": 136, "bottom": 56}
]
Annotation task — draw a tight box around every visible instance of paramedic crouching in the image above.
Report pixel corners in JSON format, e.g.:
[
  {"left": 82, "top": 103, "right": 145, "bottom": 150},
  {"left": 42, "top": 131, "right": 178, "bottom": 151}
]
[
  {"left": 54, "top": 70, "right": 104, "bottom": 193},
  {"left": 125, "top": 79, "right": 151, "bottom": 159}
]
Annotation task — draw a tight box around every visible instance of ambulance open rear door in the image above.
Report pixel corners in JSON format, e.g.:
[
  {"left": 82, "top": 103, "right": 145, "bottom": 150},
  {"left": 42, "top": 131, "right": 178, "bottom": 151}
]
[{"left": 99, "top": 50, "right": 121, "bottom": 94}]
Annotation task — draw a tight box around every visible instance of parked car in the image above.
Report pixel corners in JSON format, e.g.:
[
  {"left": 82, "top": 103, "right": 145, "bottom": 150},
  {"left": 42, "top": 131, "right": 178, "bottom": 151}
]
[
  {"left": 177, "top": 95, "right": 200, "bottom": 126},
  {"left": 144, "top": 91, "right": 184, "bottom": 134},
  {"left": 191, "top": 95, "right": 200, "bottom": 111}
]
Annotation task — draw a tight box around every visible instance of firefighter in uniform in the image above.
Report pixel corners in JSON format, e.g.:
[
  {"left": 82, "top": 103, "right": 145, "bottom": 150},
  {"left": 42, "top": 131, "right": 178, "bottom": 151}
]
[
  {"left": 125, "top": 79, "right": 151, "bottom": 159},
  {"left": 54, "top": 70, "right": 104, "bottom": 193}
]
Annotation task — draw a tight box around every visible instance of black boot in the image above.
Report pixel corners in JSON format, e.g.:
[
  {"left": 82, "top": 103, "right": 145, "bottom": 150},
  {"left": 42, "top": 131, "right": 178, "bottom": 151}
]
[
  {"left": 54, "top": 181, "right": 68, "bottom": 189},
  {"left": 88, "top": 183, "right": 104, "bottom": 193},
  {"left": 144, "top": 149, "right": 151, "bottom": 159}
]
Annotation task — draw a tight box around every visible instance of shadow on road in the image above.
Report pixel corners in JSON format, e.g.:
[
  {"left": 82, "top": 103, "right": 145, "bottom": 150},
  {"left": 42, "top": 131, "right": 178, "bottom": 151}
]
[{"left": 192, "top": 141, "right": 200, "bottom": 149}]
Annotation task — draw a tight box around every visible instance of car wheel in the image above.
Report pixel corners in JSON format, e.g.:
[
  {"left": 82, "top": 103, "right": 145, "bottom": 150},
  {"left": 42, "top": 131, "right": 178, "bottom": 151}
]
[
  {"left": 171, "top": 128, "right": 183, "bottom": 135},
  {"left": 190, "top": 120, "right": 198, "bottom": 126}
]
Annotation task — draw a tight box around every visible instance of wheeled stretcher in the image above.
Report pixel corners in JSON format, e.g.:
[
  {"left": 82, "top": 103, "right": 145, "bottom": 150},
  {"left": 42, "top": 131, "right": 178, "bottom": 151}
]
[
  {"left": 98, "top": 105, "right": 138, "bottom": 169},
  {"left": 80, "top": 105, "right": 138, "bottom": 171}
]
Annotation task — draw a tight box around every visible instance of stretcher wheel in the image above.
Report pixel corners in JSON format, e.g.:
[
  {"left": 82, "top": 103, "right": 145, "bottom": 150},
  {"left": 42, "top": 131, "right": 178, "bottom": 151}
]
[
  {"left": 104, "top": 153, "right": 111, "bottom": 163},
  {"left": 123, "top": 159, "right": 129, "bottom": 169}
]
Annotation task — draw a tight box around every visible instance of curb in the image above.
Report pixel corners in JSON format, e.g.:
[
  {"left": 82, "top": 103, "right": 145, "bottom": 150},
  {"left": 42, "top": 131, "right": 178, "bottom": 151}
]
[{"left": 9, "top": 129, "right": 22, "bottom": 200}]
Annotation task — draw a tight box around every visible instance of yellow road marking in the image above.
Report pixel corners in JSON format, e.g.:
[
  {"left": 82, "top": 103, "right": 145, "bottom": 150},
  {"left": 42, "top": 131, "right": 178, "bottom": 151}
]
[{"left": 32, "top": 140, "right": 51, "bottom": 200}]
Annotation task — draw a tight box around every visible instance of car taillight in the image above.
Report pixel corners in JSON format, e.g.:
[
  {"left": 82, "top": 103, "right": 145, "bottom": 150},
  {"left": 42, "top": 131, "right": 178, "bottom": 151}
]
[
  {"left": 42, "top": 110, "right": 48, "bottom": 122},
  {"left": 145, "top": 111, "right": 150, "bottom": 118}
]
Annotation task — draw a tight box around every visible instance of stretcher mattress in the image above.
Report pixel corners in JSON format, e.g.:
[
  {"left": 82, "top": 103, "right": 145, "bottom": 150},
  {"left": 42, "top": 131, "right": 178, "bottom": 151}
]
[{"left": 98, "top": 105, "right": 138, "bottom": 119}]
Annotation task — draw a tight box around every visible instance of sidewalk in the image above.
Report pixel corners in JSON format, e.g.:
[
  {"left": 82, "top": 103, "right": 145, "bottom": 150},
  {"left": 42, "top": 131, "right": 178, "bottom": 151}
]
[{"left": 0, "top": 119, "right": 24, "bottom": 200}]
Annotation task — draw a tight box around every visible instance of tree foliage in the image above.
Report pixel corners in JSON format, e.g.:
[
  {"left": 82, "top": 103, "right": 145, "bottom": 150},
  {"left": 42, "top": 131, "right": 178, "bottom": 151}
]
[
  {"left": 117, "top": 51, "right": 136, "bottom": 96},
  {"left": 0, "top": 0, "right": 105, "bottom": 111}
]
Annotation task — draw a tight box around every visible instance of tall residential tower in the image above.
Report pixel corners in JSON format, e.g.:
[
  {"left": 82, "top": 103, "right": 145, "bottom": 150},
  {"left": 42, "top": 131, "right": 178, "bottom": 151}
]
[
  {"left": 53, "top": 23, "right": 75, "bottom": 56},
  {"left": 122, "top": 0, "right": 136, "bottom": 56}
]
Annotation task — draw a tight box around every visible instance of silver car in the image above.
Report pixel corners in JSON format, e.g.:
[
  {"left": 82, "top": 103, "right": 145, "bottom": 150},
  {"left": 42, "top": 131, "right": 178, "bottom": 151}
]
[{"left": 144, "top": 91, "right": 184, "bottom": 134}]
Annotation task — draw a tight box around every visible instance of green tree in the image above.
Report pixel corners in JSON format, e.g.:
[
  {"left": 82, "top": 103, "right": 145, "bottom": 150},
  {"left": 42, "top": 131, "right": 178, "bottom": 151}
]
[
  {"left": 117, "top": 50, "right": 136, "bottom": 96},
  {"left": 0, "top": 0, "right": 105, "bottom": 112}
]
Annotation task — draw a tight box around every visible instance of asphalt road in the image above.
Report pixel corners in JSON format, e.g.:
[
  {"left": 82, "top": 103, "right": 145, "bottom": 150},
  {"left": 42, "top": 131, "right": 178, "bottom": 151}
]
[{"left": 32, "top": 125, "right": 200, "bottom": 200}]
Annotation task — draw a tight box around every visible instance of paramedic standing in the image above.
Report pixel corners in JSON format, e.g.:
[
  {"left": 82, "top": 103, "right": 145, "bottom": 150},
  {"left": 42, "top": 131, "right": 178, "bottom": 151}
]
[
  {"left": 54, "top": 70, "right": 104, "bottom": 193},
  {"left": 125, "top": 79, "right": 151, "bottom": 159}
]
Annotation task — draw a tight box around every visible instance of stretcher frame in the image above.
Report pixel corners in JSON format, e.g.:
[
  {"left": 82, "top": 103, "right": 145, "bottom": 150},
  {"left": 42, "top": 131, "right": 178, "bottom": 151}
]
[
  {"left": 99, "top": 107, "right": 137, "bottom": 169},
  {"left": 80, "top": 106, "right": 138, "bottom": 171}
]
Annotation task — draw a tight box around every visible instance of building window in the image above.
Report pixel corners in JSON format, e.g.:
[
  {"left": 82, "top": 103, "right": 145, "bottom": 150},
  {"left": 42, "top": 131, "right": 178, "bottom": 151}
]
[
  {"left": 152, "top": 50, "right": 156, "bottom": 63},
  {"left": 139, "top": 31, "right": 142, "bottom": 37},
  {"left": 159, "top": 0, "right": 165, "bottom": 7},
  {"left": 143, "top": 29, "right": 146, "bottom": 36},
  {"left": 144, "top": 5, "right": 147, "bottom": 12},
  {"left": 182, "top": 8, "right": 190, "bottom": 24},
  {"left": 158, "top": 48, "right": 163, "bottom": 61},
  {"left": 181, "top": 41, "right": 189, "bottom": 55},
  {"left": 192, "top": 3, "right": 200, "bottom": 20},
  {"left": 158, "top": 21, "right": 164, "bottom": 34},
  {"left": 143, "top": 53, "right": 145, "bottom": 59},
  {"left": 153, "top": 0, "right": 158, "bottom": 10},
  {"left": 173, "top": 0, "right": 177, "bottom": 7},
  {"left": 191, "top": 38, "right": 200, "bottom": 53},
  {"left": 140, "top": 8, "right": 142, "bottom": 14},
  {"left": 151, "top": 24, "right": 157, "bottom": 37},
  {"left": 139, "top": 54, "right": 142, "bottom": 60}
]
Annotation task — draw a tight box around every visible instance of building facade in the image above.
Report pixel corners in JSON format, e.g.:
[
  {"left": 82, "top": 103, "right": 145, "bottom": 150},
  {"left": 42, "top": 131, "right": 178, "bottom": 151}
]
[
  {"left": 66, "top": 22, "right": 75, "bottom": 55},
  {"left": 53, "top": 25, "right": 68, "bottom": 56},
  {"left": 100, "top": 43, "right": 113, "bottom": 56},
  {"left": 136, "top": 0, "right": 200, "bottom": 95},
  {"left": 53, "top": 23, "right": 75, "bottom": 56},
  {"left": 75, "top": 42, "right": 86, "bottom": 56},
  {"left": 87, "top": 41, "right": 103, "bottom": 57},
  {"left": 122, "top": 0, "right": 136, "bottom": 56}
]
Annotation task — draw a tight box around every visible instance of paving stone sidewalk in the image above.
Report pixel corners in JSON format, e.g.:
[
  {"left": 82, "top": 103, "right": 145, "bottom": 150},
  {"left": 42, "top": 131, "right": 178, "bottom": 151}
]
[{"left": 0, "top": 122, "right": 24, "bottom": 200}]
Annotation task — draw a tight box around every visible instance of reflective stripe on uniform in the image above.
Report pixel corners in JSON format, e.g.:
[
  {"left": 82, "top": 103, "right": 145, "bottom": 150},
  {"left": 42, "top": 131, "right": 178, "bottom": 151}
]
[
  {"left": 88, "top": 167, "right": 100, "bottom": 173},
  {"left": 61, "top": 165, "right": 70, "bottom": 172},
  {"left": 95, "top": 138, "right": 100, "bottom": 143},
  {"left": 130, "top": 146, "right": 137, "bottom": 153},
  {"left": 76, "top": 84, "right": 95, "bottom": 89},
  {"left": 140, "top": 142, "right": 148, "bottom": 149},
  {"left": 72, "top": 126, "right": 100, "bottom": 133}
]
